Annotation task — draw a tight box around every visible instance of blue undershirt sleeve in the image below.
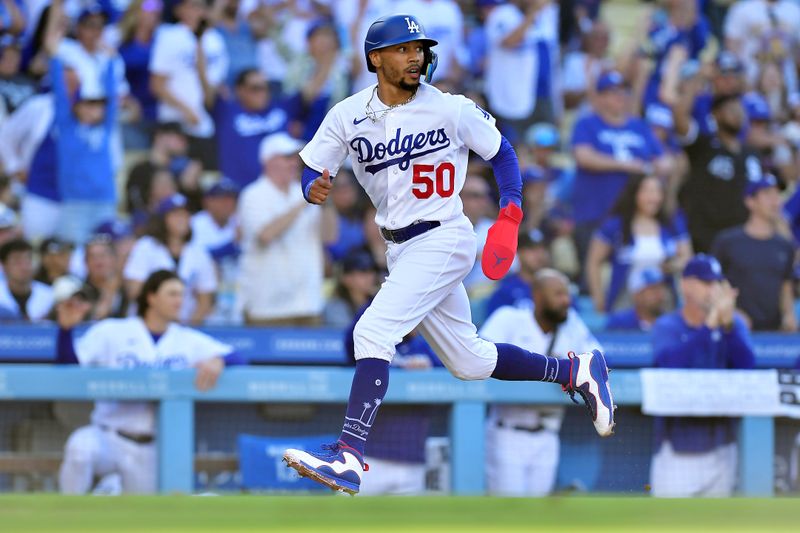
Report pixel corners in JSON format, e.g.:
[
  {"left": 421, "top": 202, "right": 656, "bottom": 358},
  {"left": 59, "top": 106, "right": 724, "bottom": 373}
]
[
  {"left": 489, "top": 136, "right": 522, "bottom": 208},
  {"left": 222, "top": 351, "right": 247, "bottom": 366},
  {"left": 55, "top": 328, "right": 80, "bottom": 365},
  {"left": 723, "top": 318, "right": 756, "bottom": 369},
  {"left": 301, "top": 166, "right": 322, "bottom": 203}
]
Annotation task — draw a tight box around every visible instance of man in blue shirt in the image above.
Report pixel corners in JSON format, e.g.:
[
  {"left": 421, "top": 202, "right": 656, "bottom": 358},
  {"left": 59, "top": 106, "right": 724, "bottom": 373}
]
[
  {"left": 485, "top": 230, "right": 551, "bottom": 317},
  {"left": 213, "top": 68, "right": 294, "bottom": 188},
  {"left": 571, "top": 70, "right": 670, "bottom": 266},
  {"left": 649, "top": 253, "right": 756, "bottom": 497},
  {"left": 606, "top": 267, "right": 669, "bottom": 332}
]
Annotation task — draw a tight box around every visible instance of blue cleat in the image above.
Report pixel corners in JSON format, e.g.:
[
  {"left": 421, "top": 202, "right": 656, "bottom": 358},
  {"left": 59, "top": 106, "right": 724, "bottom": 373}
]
[
  {"left": 283, "top": 441, "right": 368, "bottom": 495},
  {"left": 564, "top": 349, "right": 616, "bottom": 437}
]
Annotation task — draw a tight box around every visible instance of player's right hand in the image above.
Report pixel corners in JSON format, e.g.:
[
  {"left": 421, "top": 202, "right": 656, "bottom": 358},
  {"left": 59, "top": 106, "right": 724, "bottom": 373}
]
[{"left": 307, "top": 169, "right": 333, "bottom": 205}]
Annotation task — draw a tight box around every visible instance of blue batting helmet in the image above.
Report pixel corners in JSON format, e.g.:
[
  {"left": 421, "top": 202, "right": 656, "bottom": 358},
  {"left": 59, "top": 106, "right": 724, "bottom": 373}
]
[{"left": 364, "top": 14, "right": 439, "bottom": 82}]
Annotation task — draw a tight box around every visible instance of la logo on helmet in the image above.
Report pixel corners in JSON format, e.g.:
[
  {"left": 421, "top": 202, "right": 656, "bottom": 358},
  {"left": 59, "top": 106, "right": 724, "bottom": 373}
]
[{"left": 405, "top": 17, "right": 420, "bottom": 34}]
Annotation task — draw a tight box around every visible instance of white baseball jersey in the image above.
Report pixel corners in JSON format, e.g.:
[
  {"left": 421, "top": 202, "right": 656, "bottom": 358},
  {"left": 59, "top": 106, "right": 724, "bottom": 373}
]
[
  {"left": 75, "top": 316, "right": 233, "bottom": 434},
  {"left": 300, "top": 82, "right": 501, "bottom": 230}
]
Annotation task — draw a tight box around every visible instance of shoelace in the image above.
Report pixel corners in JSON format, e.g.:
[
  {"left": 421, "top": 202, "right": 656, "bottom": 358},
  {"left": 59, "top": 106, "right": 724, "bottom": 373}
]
[{"left": 321, "top": 442, "right": 369, "bottom": 471}]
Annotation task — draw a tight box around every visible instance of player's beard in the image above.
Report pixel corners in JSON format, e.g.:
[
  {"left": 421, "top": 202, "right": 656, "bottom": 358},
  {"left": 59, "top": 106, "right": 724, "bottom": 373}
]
[
  {"left": 542, "top": 307, "right": 568, "bottom": 325},
  {"left": 399, "top": 78, "right": 420, "bottom": 92}
]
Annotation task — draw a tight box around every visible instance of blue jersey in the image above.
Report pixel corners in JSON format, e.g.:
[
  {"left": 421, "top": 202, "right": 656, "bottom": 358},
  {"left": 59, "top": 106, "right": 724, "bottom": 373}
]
[
  {"left": 485, "top": 273, "right": 532, "bottom": 317},
  {"left": 651, "top": 311, "right": 755, "bottom": 452},
  {"left": 605, "top": 308, "right": 646, "bottom": 331},
  {"left": 213, "top": 96, "right": 292, "bottom": 188},
  {"left": 571, "top": 113, "right": 664, "bottom": 223}
]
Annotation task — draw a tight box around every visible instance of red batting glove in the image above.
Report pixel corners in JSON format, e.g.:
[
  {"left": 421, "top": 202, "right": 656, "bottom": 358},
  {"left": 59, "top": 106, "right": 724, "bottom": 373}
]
[{"left": 481, "top": 202, "right": 523, "bottom": 280}]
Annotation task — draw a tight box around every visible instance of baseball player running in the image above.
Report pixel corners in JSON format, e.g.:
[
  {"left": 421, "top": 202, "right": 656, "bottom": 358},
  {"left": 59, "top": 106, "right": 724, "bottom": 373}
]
[
  {"left": 284, "top": 13, "right": 615, "bottom": 495},
  {"left": 55, "top": 270, "right": 244, "bottom": 494}
]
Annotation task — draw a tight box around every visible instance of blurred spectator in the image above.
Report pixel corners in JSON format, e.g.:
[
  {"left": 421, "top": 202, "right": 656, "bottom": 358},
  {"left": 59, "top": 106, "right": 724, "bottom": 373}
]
[
  {"left": 191, "top": 177, "right": 240, "bottom": 263},
  {"left": 649, "top": 254, "right": 756, "bottom": 497},
  {"left": 49, "top": 53, "right": 118, "bottom": 244},
  {"left": 209, "top": 0, "right": 257, "bottom": 87},
  {"left": 81, "top": 234, "right": 130, "bottom": 320},
  {"left": 325, "top": 168, "right": 367, "bottom": 264},
  {"left": 22, "top": 3, "right": 69, "bottom": 79},
  {"left": 570, "top": 70, "right": 670, "bottom": 268},
  {"left": 481, "top": 269, "right": 599, "bottom": 496},
  {"left": 34, "top": 237, "right": 74, "bottom": 286},
  {"left": 644, "top": 102, "right": 687, "bottom": 214},
  {"left": 333, "top": 0, "right": 393, "bottom": 94},
  {"left": 484, "top": 0, "right": 561, "bottom": 141},
  {"left": 361, "top": 204, "right": 388, "bottom": 274},
  {"left": 561, "top": 19, "right": 612, "bottom": 111},
  {"left": 149, "top": 0, "right": 229, "bottom": 168},
  {"left": 125, "top": 121, "right": 203, "bottom": 219},
  {"left": 0, "top": 203, "right": 22, "bottom": 250},
  {"left": 690, "top": 52, "right": 747, "bottom": 137},
  {"left": 238, "top": 132, "right": 338, "bottom": 326},
  {"left": 461, "top": 174, "right": 495, "bottom": 293},
  {"left": 112, "top": 0, "right": 164, "bottom": 148},
  {"left": 485, "top": 230, "right": 550, "bottom": 316},
  {"left": 394, "top": 0, "right": 467, "bottom": 84},
  {"left": 55, "top": 269, "right": 239, "bottom": 495},
  {"left": 0, "top": 35, "right": 35, "bottom": 115},
  {"left": 0, "top": 238, "right": 54, "bottom": 322},
  {"left": 741, "top": 91, "right": 796, "bottom": 185},
  {"left": 323, "top": 249, "right": 378, "bottom": 328},
  {"left": 283, "top": 20, "right": 348, "bottom": 141},
  {"left": 585, "top": 174, "right": 691, "bottom": 313},
  {"left": 711, "top": 175, "right": 797, "bottom": 332},
  {"left": 605, "top": 267, "right": 669, "bottom": 331},
  {"left": 69, "top": 219, "right": 137, "bottom": 281},
  {"left": 672, "top": 86, "right": 763, "bottom": 253},
  {"left": 0, "top": 0, "right": 24, "bottom": 37},
  {"left": 213, "top": 68, "right": 292, "bottom": 188},
  {"left": 124, "top": 193, "right": 218, "bottom": 324},
  {"left": 724, "top": 0, "right": 800, "bottom": 98}
]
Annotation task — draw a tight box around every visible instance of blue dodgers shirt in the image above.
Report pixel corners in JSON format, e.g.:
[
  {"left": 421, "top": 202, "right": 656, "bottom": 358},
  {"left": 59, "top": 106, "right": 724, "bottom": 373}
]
[
  {"left": 651, "top": 311, "right": 755, "bottom": 453},
  {"left": 571, "top": 112, "right": 664, "bottom": 224},
  {"left": 213, "top": 96, "right": 292, "bottom": 188},
  {"left": 485, "top": 273, "right": 533, "bottom": 317},
  {"left": 605, "top": 307, "right": 645, "bottom": 331}
]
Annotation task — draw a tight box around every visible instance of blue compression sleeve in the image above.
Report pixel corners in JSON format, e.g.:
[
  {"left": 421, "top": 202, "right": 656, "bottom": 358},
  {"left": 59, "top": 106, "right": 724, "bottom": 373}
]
[
  {"left": 301, "top": 166, "right": 322, "bottom": 202},
  {"left": 55, "top": 328, "right": 79, "bottom": 365},
  {"left": 223, "top": 351, "right": 247, "bottom": 366},
  {"left": 489, "top": 136, "right": 522, "bottom": 208}
]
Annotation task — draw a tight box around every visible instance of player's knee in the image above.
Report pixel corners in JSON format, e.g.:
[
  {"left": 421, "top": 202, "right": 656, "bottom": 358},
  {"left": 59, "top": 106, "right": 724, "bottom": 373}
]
[{"left": 63, "top": 426, "right": 100, "bottom": 462}]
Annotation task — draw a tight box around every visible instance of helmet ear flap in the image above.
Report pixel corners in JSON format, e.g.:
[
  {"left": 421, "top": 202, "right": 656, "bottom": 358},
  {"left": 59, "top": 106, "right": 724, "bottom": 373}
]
[{"left": 424, "top": 49, "right": 438, "bottom": 83}]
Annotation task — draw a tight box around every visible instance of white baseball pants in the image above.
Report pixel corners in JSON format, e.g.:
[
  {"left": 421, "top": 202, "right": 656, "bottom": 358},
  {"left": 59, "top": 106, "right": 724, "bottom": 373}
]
[
  {"left": 359, "top": 457, "right": 427, "bottom": 496},
  {"left": 485, "top": 425, "right": 560, "bottom": 496},
  {"left": 650, "top": 441, "right": 737, "bottom": 497}
]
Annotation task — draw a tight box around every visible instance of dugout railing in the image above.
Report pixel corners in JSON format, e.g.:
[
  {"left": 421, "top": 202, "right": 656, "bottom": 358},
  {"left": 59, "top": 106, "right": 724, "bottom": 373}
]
[{"left": 0, "top": 365, "right": 776, "bottom": 495}]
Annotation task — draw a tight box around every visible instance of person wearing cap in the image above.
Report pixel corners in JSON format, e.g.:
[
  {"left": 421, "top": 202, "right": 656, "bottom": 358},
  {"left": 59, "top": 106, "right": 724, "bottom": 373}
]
[
  {"left": 605, "top": 267, "right": 669, "bottom": 331},
  {"left": 238, "top": 132, "right": 338, "bottom": 326},
  {"left": 710, "top": 174, "right": 796, "bottom": 331},
  {"left": 586, "top": 173, "right": 691, "bottom": 313},
  {"left": 68, "top": 219, "right": 136, "bottom": 281},
  {"left": 124, "top": 193, "right": 218, "bottom": 324},
  {"left": 561, "top": 19, "right": 613, "bottom": 111},
  {"left": 571, "top": 70, "right": 671, "bottom": 268},
  {"left": 34, "top": 237, "right": 74, "bottom": 286},
  {"left": 485, "top": 229, "right": 551, "bottom": 317},
  {"left": 481, "top": 268, "right": 600, "bottom": 496},
  {"left": 669, "top": 62, "right": 763, "bottom": 253},
  {"left": 79, "top": 234, "right": 130, "bottom": 320},
  {"left": 483, "top": 0, "right": 562, "bottom": 142},
  {"left": 649, "top": 253, "right": 755, "bottom": 497},
  {"left": 0, "top": 238, "right": 54, "bottom": 322},
  {"left": 191, "top": 177, "right": 240, "bottom": 262},
  {"left": 742, "top": 92, "right": 795, "bottom": 185},
  {"left": 323, "top": 249, "right": 379, "bottom": 328},
  {"left": 0, "top": 35, "right": 35, "bottom": 115},
  {"left": 149, "top": 0, "right": 229, "bottom": 168}
]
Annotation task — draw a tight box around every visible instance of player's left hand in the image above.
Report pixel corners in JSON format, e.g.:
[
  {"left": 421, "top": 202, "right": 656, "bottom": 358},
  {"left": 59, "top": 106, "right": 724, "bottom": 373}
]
[
  {"left": 482, "top": 202, "right": 523, "bottom": 280},
  {"left": 194, "top": 356, "right": 224, "bottom": 391},
  {"left": 307, "top": 169, "right": 333, "bottom": 205}
]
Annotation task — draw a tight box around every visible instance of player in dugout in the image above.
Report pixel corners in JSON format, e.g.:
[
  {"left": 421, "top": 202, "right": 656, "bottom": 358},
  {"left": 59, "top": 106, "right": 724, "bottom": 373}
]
[{"left": 55, "top": 269, "right": 245, "bottom": 494}]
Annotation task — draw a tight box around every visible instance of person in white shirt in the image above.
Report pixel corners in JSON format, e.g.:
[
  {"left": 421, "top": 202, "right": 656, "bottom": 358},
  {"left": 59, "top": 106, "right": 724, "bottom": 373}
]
[
  {"left": 56, "top": 269, "right": 240, "bottom": 494},
  {"left": 0, "top": 238, "right": 55, "bottom": 322},
  {"left": 124, "top": 193, "right": 218, "bottom": 324},
  {"left": 190, "top": 177, "right": 240, "bottom": 261},
  {"left": 479, "top": 268, "right": 601, "bottom": 496},
  {"left": 237, "top": 132, "right": 338, "bottom": 325},
  {"left": 149, "top": 0, "right": 229, "bottom": 166}
]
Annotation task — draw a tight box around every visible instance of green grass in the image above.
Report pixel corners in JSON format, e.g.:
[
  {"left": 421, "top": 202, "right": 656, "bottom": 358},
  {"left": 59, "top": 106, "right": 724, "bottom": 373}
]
[{"left": 0, "top": 495, "right": 798, "bottom": 532}]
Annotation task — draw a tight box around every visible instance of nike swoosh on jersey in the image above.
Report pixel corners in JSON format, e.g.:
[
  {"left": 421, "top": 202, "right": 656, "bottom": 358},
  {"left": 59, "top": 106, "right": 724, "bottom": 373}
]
[
  {"left": 287, "top": 449, "right": 364, "bottom": 475},
  {"left": 353, "top": 116, "right": 369, "bottom": 125}
]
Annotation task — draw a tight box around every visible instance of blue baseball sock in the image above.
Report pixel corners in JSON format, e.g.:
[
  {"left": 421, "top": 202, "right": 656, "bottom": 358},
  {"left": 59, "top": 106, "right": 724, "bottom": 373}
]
[
  {"left": 491, "top": 343, "right": 571, "bottom": 385},
  {"left": 339, "top": 357, "right": 389, "bottom": 455}
]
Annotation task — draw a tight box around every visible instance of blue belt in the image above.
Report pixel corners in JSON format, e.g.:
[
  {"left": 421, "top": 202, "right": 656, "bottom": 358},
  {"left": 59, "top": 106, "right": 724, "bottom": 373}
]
[{"left": 380, "top": 221, "right": 441, "bottom": 244}]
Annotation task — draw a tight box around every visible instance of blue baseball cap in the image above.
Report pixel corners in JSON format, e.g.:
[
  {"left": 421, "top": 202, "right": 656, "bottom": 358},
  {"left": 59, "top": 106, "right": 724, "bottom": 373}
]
[
  {"left": 627, "top": 267, "right": 665, "bottom": 293},
  {"left": 78, "top": 3, "right": 108, "bottom": 22},
  {"left": 715, "top": 51, "right": 744, "bottom": 74},
  {"left": 524, "top": 123, "right": 560, "bottom": 148},
  {"left": 476, "top": 0, "right": 506, "bottom": 6},
  {"left": 743, "top": 92, "right": 771, "bottom": 122},
  {"left": 205, "top": 177, "right": 240, "bottom": 198},
  {"left": 682, "top": 254, "right": 725, "bottom": 282},
  {"left": 645, "top": 103, "right": 674, "bottom": 130},
  {"left": 744, "top": 173, "right": 779, "bottom": 197},
  {"left": 93, "top": 219, "right": 133, "bottom": 241},
  {"left": 596, "top": 70, "right": 626, "bottom": 92},
  {"left": 341, "top": 250, "right": 376, "bottom": 273},
  {"left": 156, "top": 193, "right": 189, "bottom": 215}
]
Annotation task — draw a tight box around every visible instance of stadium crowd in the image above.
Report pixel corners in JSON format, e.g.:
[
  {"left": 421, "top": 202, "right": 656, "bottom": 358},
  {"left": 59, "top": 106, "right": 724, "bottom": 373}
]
[{"left": 0, "top": 0, "right": 799, "bottom": 496}]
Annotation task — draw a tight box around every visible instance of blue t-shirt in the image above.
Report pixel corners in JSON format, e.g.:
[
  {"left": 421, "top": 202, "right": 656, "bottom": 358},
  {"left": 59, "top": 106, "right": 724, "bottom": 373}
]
[
  {"left": 651, "top": 311, "right": 755, "bottom": 452},
  {"left": 325, "top": 216, "right": 366, "bottom": 262},
  {"left": 605, "top": 308, "right": 646, "bottom": 331},
  {"left": 213, "top": 96, "right": 291, "bottom": 188},
  {"left": 119, "top": 39, "right": 158, "bottom": 122},
  {"left": 485, "top": 273, "right": 533, "bottom": 317},
  {"left": 571, "top": 113, "right": 664, "bottom": 223},
  {"left": 27, "top": 128, "right": 60, "bottom": 202},
  {"left": 783, "top": 188, "right": 800, "bottom": 246}
]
